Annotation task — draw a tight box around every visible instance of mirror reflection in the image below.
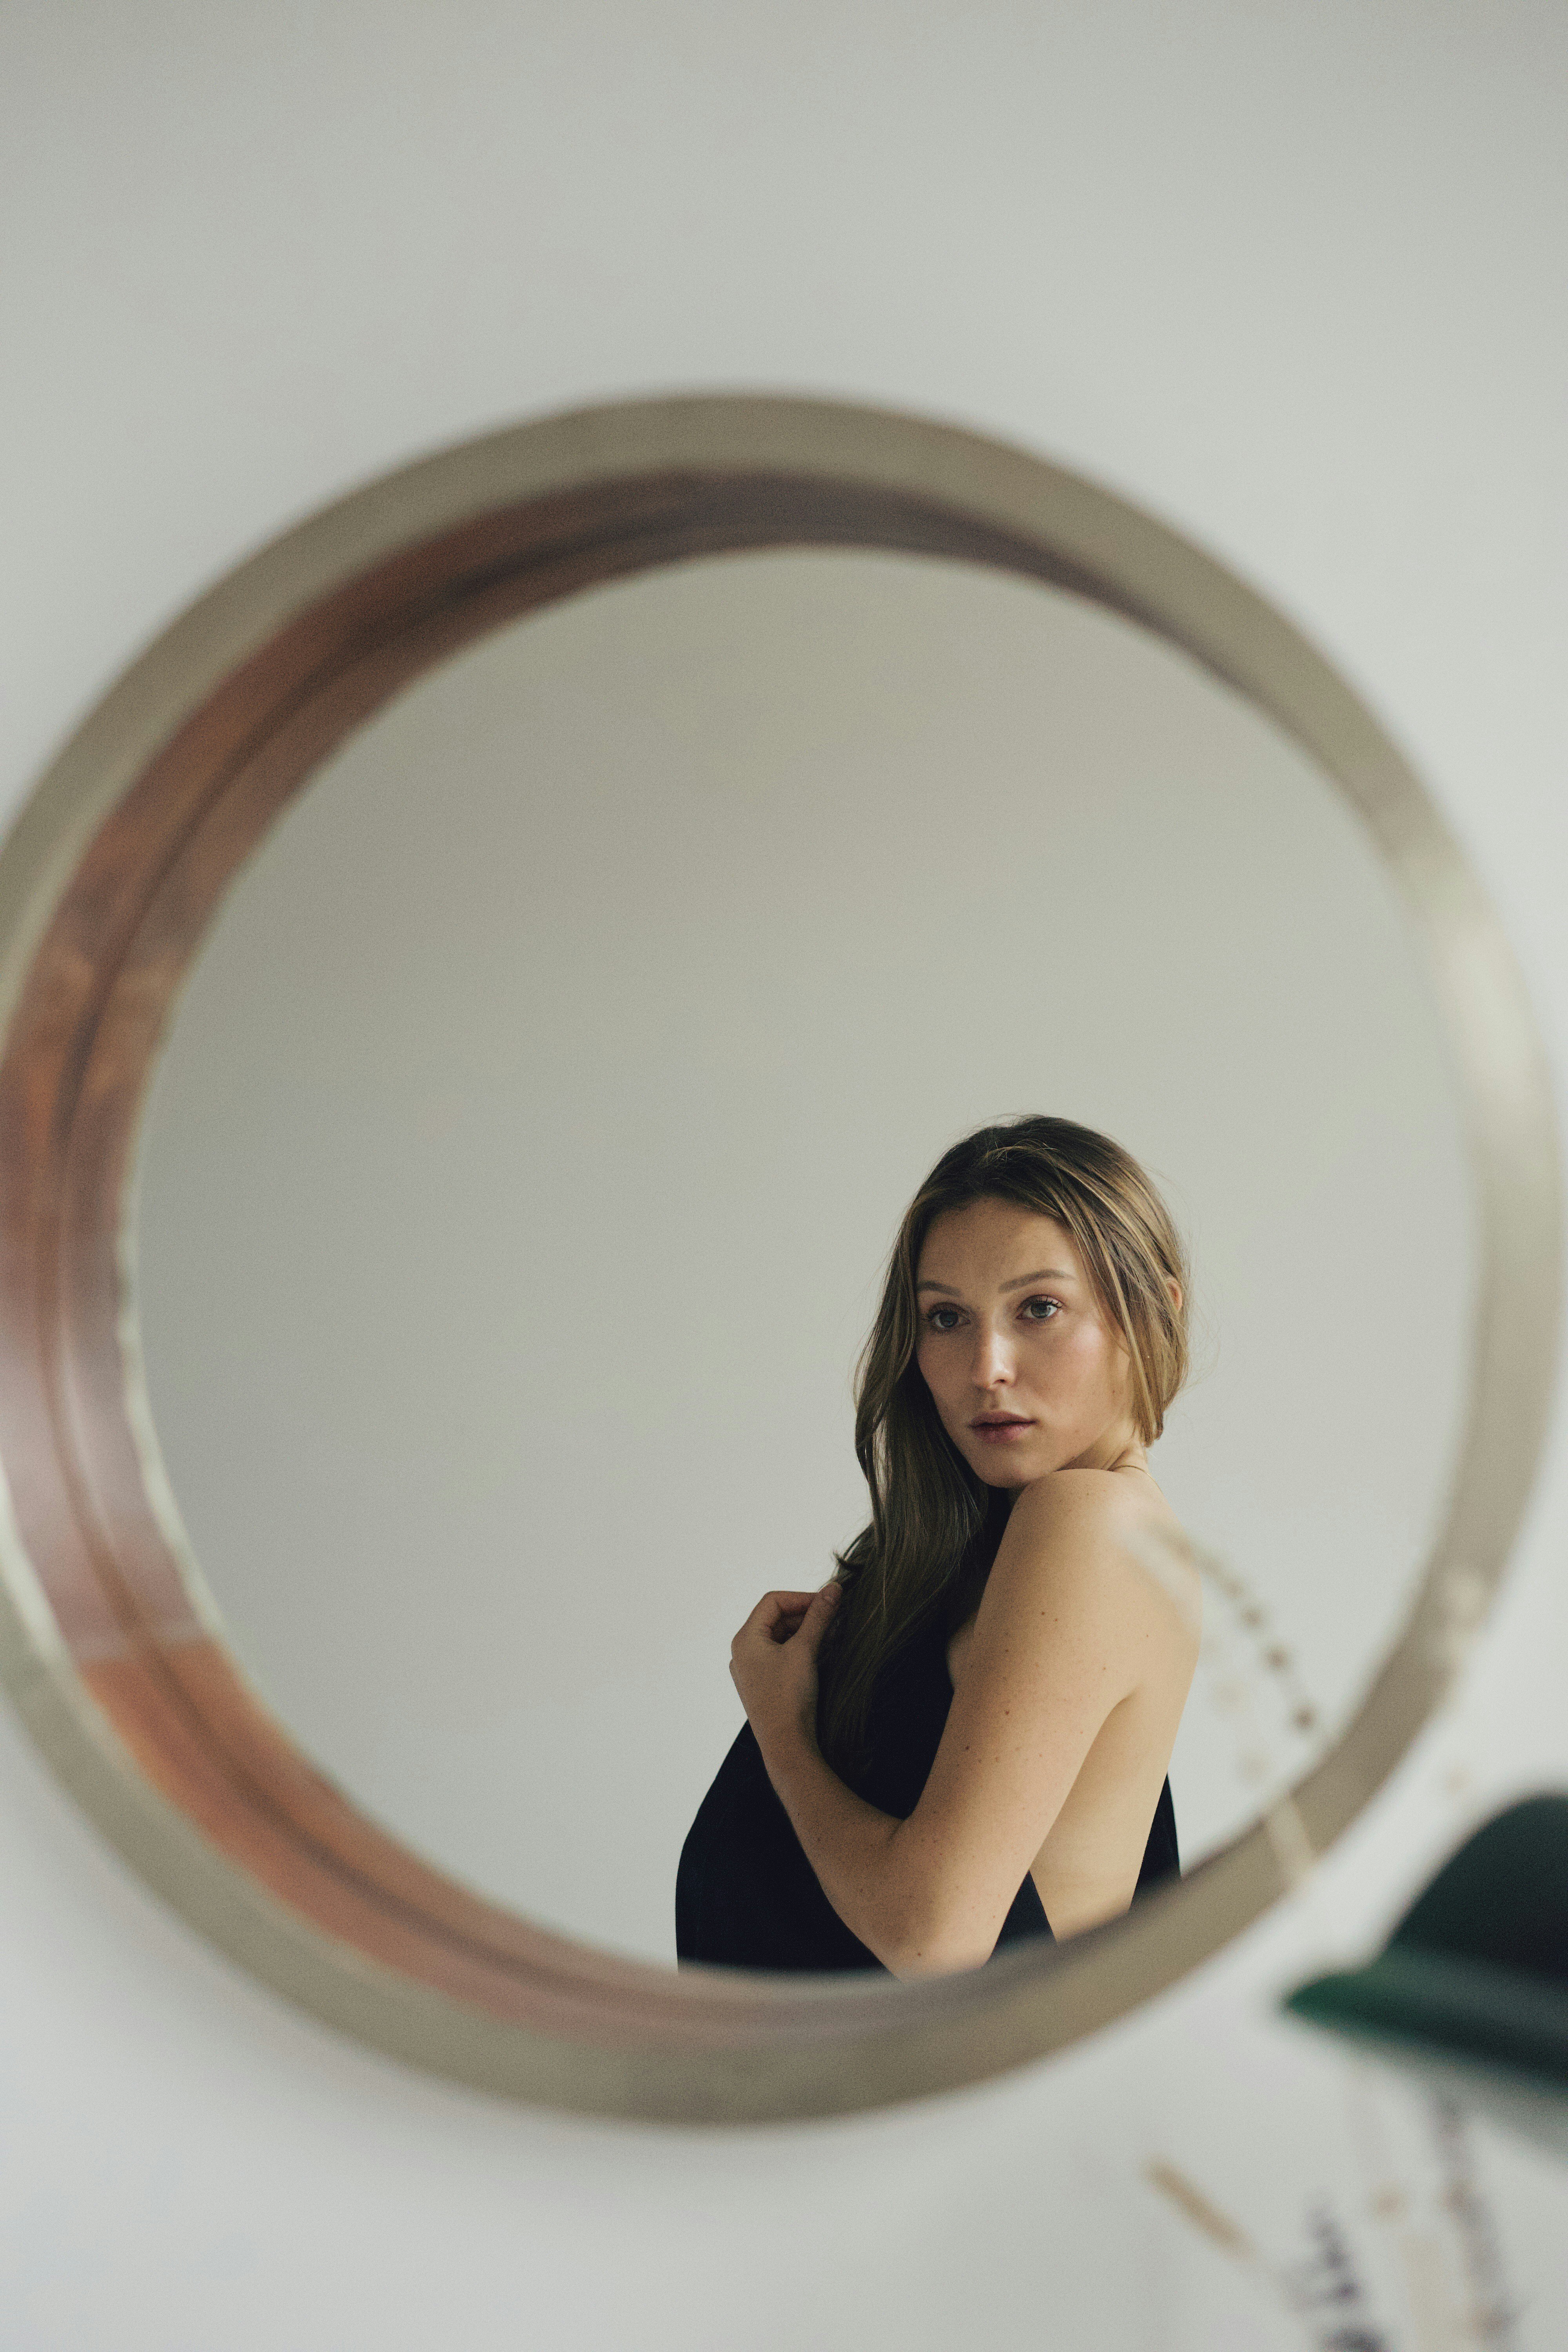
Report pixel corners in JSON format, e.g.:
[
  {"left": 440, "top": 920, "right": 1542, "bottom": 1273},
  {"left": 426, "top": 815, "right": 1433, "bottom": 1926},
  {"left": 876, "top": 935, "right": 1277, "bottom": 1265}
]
[
  {"left": 678, "top": 1126, "right": 1193, "bottom": 1975},
  {"left": 131, "top": 548, "right": 1472, "bottom": 1967}
]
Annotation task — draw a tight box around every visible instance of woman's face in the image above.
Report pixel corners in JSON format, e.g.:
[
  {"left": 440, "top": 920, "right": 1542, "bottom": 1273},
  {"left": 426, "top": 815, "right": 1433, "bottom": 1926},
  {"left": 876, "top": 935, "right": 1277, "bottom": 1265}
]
[{"left": 913, "top": 1198, "right": 1139, "bottom": 1490}]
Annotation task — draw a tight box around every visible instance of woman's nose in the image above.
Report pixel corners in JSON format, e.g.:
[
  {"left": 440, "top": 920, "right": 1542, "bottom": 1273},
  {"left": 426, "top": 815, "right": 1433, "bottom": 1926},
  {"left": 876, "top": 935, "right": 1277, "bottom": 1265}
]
[{"left": 971, "top": 1323, "right": 1016, "bottom": 1388}]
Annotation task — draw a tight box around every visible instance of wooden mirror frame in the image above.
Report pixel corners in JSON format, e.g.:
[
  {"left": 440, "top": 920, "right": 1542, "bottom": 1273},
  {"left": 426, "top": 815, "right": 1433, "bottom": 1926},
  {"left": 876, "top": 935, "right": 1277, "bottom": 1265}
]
[{"left": 0, "top": 394, "right": 1557, "bottom": 2123}]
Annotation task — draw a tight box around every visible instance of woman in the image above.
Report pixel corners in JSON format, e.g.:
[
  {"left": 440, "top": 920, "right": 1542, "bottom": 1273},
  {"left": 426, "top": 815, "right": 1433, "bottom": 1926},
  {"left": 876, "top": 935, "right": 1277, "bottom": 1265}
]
[{"left": 675, "top": 1115, "right": 1200, "bottom": 1978}]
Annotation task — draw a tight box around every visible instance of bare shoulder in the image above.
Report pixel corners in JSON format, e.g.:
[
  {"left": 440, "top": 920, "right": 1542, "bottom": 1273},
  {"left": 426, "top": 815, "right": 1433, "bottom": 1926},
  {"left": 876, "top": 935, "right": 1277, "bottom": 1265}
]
[
  {"left": 1005, "top": 1465, "right": 1159, "bottom": 1546},
  {"left": 1008, "top": 1465, "right": 1138, "bottom": 1522},
  {"left": 1003, "top": 1469, "right": 1201, "bottom": 1641}
]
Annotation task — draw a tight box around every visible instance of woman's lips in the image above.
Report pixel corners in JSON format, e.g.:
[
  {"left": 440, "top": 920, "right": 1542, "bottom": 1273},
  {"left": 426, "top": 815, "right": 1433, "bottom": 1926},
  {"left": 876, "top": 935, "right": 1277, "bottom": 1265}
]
[{"left": 972, "top": 1417, "right": 1033, "bottom": 1443}]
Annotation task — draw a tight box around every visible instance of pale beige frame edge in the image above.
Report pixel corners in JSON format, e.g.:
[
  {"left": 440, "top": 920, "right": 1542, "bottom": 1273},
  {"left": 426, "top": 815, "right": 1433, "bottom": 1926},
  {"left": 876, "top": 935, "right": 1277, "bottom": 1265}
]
[{"left": 0, "top": 394, "right": 1557, "bottom": 2126}]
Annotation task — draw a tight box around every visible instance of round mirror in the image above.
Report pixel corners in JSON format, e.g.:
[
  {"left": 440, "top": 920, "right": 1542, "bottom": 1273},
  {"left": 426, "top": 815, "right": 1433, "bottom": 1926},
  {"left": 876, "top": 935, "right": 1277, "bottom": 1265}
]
[
  {"left": 135, "top": 544, "right": 1471, "bottom": 1962},
  {"left": 0, "top": 395, "right": 1554, "bottom": 2119}
]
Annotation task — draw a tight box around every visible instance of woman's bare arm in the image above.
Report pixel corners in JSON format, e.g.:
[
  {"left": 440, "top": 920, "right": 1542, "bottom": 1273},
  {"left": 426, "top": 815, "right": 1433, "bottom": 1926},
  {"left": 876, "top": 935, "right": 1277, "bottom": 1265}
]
[{"left": 732, "top": 1471, "right": 1179, "bottom": 1978}]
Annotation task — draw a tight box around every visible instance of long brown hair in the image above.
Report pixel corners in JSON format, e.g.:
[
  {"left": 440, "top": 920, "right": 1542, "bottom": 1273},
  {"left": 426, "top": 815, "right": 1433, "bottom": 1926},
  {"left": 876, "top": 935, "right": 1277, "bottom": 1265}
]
[{"left": 816, "top": 1114, "right": 1189, "bottom": 1775}]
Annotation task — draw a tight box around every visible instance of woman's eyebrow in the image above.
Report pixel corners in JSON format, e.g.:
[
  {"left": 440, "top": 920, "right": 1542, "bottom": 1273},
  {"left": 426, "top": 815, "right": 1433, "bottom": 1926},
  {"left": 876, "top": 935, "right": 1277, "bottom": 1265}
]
[{"left": 915, "top": 1267, "right": 1076, "bottom": 1296}]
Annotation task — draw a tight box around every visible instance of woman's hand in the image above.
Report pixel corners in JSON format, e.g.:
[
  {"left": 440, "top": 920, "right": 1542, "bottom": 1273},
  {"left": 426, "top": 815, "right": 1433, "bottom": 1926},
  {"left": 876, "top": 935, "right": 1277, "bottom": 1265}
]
[{"left": 730, "top": 1581, "right": 841, "bottom": 1758}]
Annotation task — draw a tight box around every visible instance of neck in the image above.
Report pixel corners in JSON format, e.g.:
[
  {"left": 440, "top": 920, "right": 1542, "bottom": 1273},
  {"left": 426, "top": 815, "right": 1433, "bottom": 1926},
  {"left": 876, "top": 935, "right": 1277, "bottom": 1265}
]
[{"left": 1053, "top": 1425, "right": 1147, "bottom": 1480}]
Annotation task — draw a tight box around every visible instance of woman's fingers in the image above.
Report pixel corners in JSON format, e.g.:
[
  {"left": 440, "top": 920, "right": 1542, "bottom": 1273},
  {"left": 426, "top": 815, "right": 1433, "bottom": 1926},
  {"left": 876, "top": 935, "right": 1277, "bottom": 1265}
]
[
  {"left": 794, "top": 1579, "right": 842, "bottom": 1659},
  {"left": 733, "top": 1588, "right": 833, "bottom": 1649},
  {"left": 730, "top": 1581, "right": 844, "bottom": 1734}
]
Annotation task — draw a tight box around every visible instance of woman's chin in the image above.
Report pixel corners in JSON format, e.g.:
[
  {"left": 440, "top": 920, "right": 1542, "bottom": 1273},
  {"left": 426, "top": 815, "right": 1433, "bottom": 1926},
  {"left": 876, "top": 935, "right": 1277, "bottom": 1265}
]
[{"left": 970, "top": 1452, "right": 1044, "bottom": 1490}]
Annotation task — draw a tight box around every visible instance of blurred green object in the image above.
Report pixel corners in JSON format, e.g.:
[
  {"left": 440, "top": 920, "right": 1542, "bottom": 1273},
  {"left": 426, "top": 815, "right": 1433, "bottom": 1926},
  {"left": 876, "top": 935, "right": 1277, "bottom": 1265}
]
[{"left": 1285, "top": 1795, "right": 1568, "bottom": 2158}]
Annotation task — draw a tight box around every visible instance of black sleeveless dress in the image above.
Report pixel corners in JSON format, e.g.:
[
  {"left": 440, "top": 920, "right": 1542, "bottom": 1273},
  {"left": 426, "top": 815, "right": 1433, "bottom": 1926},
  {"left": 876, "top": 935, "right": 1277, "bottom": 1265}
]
[{"left": 675, "top": 1609, "right": 1180, "bottom": 1972}]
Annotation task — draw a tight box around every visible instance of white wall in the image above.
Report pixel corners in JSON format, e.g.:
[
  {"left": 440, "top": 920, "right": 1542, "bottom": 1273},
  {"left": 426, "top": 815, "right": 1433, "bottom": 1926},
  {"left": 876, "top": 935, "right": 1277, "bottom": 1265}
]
[{"left": 4, "top": 4, "right": 1568, "bottom": 2346}]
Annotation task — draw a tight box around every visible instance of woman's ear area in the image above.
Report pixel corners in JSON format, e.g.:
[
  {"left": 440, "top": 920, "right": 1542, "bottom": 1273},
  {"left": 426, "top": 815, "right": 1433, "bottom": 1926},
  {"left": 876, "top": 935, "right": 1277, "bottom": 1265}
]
[{"left": 1166, "top": 1275, "right": 1183, "bottom": 1316}]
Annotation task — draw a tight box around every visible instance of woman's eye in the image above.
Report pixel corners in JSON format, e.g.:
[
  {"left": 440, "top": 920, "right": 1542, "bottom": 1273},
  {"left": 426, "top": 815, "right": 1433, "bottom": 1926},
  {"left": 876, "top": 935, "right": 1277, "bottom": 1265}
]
[
  {"left": 1021, "top": 1296, "right": 1060, "bottom": 1321},
  {"left": 925, "top": 1306, "right": 963, "bottom": 1332}
]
